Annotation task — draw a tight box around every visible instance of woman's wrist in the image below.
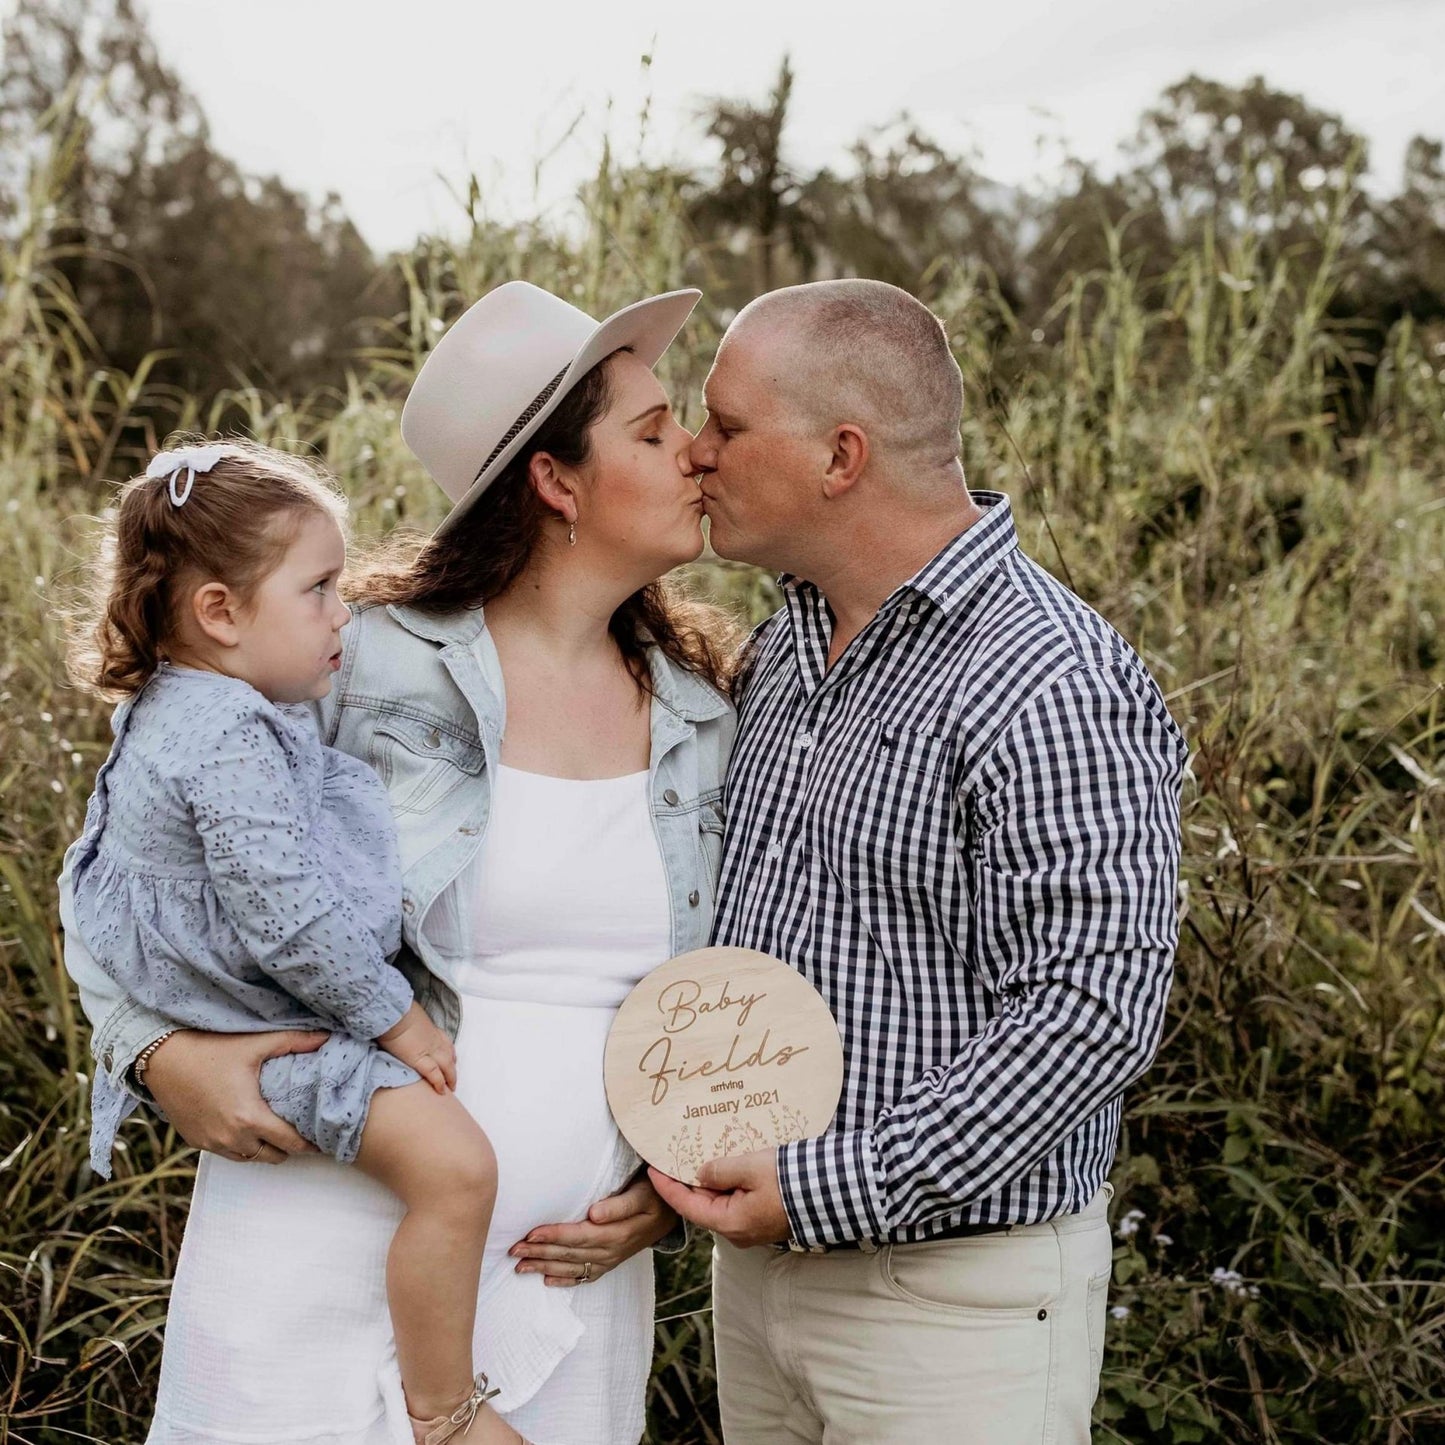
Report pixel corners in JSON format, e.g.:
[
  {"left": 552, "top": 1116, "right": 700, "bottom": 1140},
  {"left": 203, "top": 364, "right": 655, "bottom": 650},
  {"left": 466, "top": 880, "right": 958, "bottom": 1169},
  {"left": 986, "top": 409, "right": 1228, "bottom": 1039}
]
[{"left": 129, "top": 1028, "right": 180, "bottom": 1099}]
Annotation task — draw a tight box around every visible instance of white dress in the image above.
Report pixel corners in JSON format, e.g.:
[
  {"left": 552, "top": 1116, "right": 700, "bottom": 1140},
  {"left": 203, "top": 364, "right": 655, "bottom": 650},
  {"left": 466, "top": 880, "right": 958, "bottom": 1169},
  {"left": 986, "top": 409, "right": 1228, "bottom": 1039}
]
[{"left": 147, "top": 765, "right": 673, "bottom": 1445}]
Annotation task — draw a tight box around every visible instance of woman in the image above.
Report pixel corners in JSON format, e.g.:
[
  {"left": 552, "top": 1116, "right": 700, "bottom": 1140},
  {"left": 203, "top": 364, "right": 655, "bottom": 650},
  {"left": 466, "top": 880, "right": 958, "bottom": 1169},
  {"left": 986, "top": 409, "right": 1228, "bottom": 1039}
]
[{"left": 60, "top": 281, "right": 737, "bottom": 1444}]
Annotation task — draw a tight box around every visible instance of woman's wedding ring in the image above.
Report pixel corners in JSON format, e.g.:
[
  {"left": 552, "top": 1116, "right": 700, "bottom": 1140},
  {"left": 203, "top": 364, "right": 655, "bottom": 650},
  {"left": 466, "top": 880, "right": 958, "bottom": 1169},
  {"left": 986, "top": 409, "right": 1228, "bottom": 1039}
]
[
  {"left": 579, "top": 1261, "right": 593, "bottom": 1283},
  {"left": 241, "top": 1143, "right": 264, "bottom": 1161}
]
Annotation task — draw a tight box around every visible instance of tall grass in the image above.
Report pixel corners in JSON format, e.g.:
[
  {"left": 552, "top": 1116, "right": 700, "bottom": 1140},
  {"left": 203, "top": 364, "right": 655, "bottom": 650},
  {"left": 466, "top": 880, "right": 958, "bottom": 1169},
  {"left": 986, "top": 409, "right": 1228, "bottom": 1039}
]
[{"left": 2, "top": 116, "right": 1442, "bottom": 1443}]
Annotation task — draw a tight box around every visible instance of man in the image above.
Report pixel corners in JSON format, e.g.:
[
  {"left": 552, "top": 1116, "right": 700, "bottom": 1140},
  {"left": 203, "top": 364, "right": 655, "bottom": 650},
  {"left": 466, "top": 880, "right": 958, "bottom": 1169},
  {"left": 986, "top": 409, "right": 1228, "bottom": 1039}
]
[{"left": 649, "top": 279, "right": 1188, "bottom": 1443}]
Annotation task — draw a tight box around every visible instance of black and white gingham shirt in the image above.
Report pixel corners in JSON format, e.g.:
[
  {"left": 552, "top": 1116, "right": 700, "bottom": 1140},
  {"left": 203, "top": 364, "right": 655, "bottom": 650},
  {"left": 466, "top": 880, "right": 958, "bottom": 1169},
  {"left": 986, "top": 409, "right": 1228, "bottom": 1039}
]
[{"left": 712, "top": 492, "right": 1188, "bottom": 1249}]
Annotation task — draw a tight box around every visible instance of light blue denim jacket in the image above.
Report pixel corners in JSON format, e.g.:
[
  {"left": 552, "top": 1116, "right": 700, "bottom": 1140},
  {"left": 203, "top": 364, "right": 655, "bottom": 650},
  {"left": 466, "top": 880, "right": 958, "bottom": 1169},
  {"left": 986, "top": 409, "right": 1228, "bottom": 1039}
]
[{"left": 60, "top": 601, "right": 736, "bottom": 1106}]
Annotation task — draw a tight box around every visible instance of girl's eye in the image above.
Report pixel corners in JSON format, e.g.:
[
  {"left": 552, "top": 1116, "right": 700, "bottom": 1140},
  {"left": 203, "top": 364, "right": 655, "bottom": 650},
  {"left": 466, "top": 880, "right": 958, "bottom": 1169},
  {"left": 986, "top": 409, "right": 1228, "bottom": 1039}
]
[
  {"left": 313, "top": 579, "right": 329, "bottom": 595},
  {"left": 643, "top": 434, "right": 663, "bottom": 447}
]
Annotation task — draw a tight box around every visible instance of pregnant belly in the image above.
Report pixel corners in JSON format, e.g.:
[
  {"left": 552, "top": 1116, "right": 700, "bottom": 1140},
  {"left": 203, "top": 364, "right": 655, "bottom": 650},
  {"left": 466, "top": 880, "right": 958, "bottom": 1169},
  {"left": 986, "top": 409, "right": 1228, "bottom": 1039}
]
[{"left": 451, "top": 995, "right": 634, "bottom": 1256}]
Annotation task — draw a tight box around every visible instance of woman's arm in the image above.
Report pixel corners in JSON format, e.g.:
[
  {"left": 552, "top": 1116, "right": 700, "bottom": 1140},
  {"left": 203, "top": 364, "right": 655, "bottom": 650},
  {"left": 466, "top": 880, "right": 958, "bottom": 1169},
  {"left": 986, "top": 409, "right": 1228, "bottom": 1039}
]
[{"left": 141, "top": 1029, "right": 328, "bottom": 1162}]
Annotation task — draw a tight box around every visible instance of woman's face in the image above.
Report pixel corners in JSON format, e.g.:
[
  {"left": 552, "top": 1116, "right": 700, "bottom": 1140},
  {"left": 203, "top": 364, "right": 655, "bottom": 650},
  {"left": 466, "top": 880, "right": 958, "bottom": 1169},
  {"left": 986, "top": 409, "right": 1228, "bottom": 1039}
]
[{"left": 575, "top": 352, "right": 703, "bottom": 578}]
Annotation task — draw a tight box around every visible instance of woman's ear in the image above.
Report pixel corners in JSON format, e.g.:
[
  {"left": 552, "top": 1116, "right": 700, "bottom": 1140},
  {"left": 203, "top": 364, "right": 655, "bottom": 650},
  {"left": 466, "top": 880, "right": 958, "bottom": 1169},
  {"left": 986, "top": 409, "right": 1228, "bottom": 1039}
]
[
  {"left": 189, "top": 581, "right": 244, "bottom": 648},
  {"left": 528, "top": 451, "right": 579, "bottom": 525}
]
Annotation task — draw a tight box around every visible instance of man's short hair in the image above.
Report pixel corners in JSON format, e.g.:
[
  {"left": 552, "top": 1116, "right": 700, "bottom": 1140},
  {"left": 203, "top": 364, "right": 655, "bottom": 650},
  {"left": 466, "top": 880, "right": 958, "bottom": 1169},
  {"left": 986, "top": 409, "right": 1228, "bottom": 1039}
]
[{"left": 733, "top": 280, "right": 964, "bottom": 468}]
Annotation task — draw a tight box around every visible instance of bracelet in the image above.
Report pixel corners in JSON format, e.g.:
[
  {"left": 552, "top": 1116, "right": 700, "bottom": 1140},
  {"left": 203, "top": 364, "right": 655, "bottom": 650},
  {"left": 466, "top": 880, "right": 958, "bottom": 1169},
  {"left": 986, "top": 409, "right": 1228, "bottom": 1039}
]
[{"left": 131, "top": 1030, "right": 178, "bottom": 1093}]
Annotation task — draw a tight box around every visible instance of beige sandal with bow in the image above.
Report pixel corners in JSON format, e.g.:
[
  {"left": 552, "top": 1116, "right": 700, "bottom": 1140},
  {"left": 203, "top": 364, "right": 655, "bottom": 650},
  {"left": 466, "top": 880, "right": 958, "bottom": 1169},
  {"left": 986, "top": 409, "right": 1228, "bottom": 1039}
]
[{"left": 407, "top": 1372, "right": 530, "bottom": 1445}]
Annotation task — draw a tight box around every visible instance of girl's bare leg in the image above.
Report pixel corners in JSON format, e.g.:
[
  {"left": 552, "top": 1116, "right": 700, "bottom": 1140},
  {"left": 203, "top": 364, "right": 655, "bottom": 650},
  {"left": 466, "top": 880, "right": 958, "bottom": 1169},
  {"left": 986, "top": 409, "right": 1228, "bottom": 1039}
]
[{"left": 354, "top": 1081, "right": 523, "bottom": 1443}]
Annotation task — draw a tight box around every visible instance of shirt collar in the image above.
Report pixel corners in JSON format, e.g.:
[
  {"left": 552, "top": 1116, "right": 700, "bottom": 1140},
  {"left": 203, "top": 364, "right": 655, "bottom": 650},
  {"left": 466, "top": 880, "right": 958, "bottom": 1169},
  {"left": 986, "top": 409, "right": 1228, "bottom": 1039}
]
[{"left": 780, "top": 489, "right": 1018, "bottom": 621}]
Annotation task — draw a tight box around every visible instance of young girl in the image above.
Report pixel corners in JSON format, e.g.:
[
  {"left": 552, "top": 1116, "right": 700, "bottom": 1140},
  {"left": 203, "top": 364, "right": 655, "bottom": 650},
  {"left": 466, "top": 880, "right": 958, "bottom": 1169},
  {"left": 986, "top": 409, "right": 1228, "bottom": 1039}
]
[{"left": 64, "top": 440, "right": 526, "bottom": 1445}]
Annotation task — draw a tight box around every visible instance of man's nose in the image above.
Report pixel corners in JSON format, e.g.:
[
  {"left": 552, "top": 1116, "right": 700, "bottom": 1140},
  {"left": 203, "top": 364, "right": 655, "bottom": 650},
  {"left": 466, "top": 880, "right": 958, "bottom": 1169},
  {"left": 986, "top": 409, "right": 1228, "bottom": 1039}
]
[{"left": 688, "top": 435, "right": 716, "bottom": 475}]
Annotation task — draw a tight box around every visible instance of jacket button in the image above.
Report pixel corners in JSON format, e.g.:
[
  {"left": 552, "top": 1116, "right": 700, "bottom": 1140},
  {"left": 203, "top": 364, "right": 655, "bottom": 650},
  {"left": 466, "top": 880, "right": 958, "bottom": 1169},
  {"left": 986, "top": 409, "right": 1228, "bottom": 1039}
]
[
  {"left": 424, "top": 729, "right": 442, "bottom": 749},
  {"left": 663, "top": 788, "right": 680, "bottom": 806},
  {"left": 688, "top": 890, "right": 700, "bottom": 907},
  {"left": 402, "top": 896, "right": 415, "bottom": 914}
]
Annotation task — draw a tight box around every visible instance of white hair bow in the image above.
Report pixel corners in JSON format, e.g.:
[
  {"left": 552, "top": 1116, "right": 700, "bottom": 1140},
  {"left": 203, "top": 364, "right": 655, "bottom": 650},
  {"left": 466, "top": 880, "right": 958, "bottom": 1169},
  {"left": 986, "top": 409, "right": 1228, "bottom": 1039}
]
[{"left": 145, "top": 444, "right": 228, "bottom": 507}]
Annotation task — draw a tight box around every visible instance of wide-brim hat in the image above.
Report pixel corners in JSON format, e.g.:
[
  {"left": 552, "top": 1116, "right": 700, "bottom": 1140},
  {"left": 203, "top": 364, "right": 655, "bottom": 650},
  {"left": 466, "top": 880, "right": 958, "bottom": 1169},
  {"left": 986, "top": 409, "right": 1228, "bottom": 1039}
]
[{"left": 401, "top": 280, "right": 701, "bottom": 540}]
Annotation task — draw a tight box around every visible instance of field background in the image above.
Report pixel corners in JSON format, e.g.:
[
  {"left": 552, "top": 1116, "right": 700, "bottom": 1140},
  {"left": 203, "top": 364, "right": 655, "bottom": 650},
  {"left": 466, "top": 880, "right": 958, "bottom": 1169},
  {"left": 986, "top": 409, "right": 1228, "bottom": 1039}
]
[{"left": 2, "top": 2, "right": 1443, "bottom": 1441}]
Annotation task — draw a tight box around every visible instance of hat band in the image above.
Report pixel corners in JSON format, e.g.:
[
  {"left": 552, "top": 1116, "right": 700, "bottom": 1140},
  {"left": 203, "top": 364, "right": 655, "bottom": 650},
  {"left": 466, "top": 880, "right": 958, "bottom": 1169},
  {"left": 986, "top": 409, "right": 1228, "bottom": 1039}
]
[{"left": 473, "top": 364, "right": 572, "bottom": 485}]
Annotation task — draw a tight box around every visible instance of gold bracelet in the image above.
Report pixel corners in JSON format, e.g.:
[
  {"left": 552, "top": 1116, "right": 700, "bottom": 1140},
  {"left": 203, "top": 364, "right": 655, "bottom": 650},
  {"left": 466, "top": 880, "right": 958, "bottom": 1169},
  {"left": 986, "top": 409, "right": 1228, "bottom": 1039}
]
[{"left": 132, "top": 1030, "right": 178, "bottom": 1091}]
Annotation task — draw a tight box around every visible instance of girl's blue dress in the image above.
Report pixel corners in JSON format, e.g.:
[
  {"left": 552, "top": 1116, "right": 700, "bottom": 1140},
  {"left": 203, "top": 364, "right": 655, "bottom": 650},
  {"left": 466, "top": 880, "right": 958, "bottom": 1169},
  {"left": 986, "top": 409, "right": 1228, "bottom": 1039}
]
[{"left": 68, "top": 662, "right": 418, "bottom": 1177}]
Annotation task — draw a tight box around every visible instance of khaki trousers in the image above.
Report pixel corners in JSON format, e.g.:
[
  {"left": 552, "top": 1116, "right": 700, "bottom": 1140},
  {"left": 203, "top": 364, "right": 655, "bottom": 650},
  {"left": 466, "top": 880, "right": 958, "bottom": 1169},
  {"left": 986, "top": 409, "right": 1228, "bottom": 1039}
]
[{"left": 712, "top": 1185, "right": 1114, "bottom": 1445}]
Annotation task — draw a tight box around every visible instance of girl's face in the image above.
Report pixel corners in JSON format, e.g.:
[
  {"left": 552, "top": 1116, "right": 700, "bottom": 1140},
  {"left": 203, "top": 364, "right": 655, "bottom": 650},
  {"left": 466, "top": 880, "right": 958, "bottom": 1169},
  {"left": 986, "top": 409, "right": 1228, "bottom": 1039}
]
[
  {"left": 218, "top": 510, "right": 351, "bottom": 704},
  {"left": 570, "top": 353, "right": 704, "bottom": 580}
]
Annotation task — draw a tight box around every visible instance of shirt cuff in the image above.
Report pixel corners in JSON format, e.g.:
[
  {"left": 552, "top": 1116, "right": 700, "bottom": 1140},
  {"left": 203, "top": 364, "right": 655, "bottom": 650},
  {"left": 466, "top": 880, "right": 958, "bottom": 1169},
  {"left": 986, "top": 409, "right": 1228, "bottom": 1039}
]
[
  {"left": 347, "top": 965, "right": 415, "bottom": 1040},
  {"left": 776, "top": 1128, "right": 888, "bottom": 1249}
]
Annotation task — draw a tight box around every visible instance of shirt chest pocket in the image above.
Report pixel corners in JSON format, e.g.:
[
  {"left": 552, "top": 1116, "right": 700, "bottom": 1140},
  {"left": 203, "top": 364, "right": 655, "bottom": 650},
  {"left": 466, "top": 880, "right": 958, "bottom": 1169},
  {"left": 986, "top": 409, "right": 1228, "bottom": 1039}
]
[
  {"left": 368, "top": 713, "right": 486, "bottom": 817},
  {"left": 813, "top": 714, "right": 954, "bottom": 896}
]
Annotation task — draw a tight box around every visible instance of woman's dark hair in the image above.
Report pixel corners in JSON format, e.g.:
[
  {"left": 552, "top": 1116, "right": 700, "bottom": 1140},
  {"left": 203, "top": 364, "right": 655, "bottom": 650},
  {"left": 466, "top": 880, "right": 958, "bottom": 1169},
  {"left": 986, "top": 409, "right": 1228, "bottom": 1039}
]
[{"left": 347, "top": 351, "right": 739, "bottom": 694}]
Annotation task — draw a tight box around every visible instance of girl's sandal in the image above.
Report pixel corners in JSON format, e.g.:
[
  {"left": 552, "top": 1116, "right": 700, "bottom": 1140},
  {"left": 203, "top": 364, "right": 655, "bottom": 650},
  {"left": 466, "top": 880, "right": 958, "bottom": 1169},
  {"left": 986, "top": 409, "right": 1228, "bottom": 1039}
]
[{"left": 407, "top": 1371, "right": 531, "bottom": 1445}]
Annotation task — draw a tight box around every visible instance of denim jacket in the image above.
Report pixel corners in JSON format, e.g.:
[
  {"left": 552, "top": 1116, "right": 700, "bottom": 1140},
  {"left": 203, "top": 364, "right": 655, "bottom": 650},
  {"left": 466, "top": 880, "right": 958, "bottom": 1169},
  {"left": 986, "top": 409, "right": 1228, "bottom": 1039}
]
[{"left": 60, "top": 601, "right": 736, "bottom": 1106}]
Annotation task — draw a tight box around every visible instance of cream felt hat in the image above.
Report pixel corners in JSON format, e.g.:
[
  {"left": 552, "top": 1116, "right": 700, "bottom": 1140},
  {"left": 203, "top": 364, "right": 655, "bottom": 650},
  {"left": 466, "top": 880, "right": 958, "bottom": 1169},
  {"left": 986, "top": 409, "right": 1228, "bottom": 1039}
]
[{"left": 401, "top": 281, "right": 701, "bottom": 539}]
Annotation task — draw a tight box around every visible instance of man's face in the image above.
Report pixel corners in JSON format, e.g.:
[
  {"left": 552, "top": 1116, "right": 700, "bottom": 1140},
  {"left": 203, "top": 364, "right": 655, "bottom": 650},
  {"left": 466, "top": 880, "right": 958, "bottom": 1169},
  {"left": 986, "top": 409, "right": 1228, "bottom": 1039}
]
[{"left": 689, "top": 327, "right": 824, "bottom": 573}]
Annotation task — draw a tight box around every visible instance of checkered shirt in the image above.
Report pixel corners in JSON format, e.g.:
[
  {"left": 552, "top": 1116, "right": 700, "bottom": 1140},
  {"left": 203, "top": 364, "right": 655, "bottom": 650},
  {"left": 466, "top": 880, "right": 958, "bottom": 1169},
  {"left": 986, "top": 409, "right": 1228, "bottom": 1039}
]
[{"left": 711, "top": 492, "right": 1189, "bottom": 1249}]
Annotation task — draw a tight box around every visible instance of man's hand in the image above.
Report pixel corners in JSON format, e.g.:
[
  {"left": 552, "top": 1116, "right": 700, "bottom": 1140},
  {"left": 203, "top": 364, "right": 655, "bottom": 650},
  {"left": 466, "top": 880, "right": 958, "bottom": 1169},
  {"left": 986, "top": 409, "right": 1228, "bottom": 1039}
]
[
  {"left": 648, "top": 1149, "right": 790, "bottom": 1249},
  {"left": 510, "top": 1174, "right": 680, "bottom": 1286},
  {"left": 143, "top": 1029, "right": 329, "bottom": 1164}
]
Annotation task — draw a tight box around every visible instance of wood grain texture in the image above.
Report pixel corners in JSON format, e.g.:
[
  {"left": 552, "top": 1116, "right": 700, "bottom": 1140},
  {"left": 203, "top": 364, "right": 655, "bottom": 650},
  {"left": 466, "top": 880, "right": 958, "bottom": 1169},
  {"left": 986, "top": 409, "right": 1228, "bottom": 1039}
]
[{"left": 604, "top": 946, "right": 844, "bottom": 1184}]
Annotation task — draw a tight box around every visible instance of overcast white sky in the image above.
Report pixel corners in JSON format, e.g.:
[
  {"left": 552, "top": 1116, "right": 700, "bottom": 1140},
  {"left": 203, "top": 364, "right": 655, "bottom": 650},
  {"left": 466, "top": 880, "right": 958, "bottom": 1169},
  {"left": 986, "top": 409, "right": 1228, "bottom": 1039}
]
[{"left": 131, "top": 0, "right": 1445, "bottom": 253}]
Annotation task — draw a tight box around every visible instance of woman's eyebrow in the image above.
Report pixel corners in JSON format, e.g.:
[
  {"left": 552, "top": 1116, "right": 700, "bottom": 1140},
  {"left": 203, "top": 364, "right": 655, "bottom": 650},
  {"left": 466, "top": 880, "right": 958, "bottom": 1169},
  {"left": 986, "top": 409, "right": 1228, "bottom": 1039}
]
[{"left": 626, "top": 402, "right": 669, "bottom": 426}]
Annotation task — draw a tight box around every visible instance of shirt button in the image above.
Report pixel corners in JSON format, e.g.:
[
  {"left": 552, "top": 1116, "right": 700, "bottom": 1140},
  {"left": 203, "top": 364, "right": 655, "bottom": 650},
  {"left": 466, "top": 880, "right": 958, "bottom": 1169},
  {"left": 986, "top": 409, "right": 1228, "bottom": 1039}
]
[
  {"left": 797, "top": 733, "right": 814, "bottom": 750},
  {"left": 907, "top": 611, "right": 922, "bottom": 624},
  {"left": 688, "top": 889, "right": 701, "bottom": 907},
  {"left": 424, "top": 728, "right": 442, "bottom": 749},
  {"left": 663, "top": 788, "right": 680, "bottom": 806},
  {"left": 766, "top": 843, "right": 784, "bottom": 861}
]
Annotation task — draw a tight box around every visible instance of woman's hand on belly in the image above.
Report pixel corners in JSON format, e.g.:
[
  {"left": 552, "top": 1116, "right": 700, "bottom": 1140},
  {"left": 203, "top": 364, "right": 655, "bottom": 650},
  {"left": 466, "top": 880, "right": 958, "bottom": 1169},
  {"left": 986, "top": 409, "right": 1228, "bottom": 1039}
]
[
  {"left": 508, "top": 1173, "right": 680, "bottom": 1286},
  {"left": 144, "top": 1029, "right": 330, "bottom": 1164}
]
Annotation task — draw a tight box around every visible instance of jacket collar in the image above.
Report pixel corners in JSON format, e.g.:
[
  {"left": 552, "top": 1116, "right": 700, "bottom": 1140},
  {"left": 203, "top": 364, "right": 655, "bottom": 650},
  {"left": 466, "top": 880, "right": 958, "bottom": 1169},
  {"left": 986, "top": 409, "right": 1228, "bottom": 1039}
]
[{"left": 385, "top": 602, "right": 728, "bottom": 724}]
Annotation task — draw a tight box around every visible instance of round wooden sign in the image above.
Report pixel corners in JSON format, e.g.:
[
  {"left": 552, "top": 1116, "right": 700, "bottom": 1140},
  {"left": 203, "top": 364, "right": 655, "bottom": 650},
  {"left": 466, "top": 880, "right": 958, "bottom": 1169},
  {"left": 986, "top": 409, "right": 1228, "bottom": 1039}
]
[{"left": 605, "top": 946, "right": 844, "bottom": 1184}]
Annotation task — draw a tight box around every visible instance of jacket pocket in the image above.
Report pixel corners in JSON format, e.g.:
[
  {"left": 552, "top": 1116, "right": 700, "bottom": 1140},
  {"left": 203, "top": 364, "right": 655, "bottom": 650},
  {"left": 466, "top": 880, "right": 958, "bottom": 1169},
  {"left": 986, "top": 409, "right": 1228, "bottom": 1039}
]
[{"left": 369, "top": 712, "right": 485, "bottom": 817}]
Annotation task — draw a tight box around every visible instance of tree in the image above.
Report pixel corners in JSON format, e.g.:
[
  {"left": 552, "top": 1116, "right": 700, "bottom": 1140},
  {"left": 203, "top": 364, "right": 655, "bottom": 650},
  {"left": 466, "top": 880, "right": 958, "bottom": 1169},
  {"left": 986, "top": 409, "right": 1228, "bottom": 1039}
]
[
  {"left": 690, "top": 56, "right": 819, "bottom": 301},
  {"left": 0, "top": 0, "right": 387, "bottom": 402},
  {"left": 1127, "top": 74, "right": 1367, "bottom": 247},
  {"left": 804, "top": 121, "right": 1024, "bottom": 312}
]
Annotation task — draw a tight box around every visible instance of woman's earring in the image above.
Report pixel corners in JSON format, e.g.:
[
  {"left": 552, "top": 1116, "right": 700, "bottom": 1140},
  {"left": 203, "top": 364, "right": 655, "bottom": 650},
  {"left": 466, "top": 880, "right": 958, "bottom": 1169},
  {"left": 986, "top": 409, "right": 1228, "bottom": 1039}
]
[{"left": 568, "top": 520, "right": 577, "bottom": 547}]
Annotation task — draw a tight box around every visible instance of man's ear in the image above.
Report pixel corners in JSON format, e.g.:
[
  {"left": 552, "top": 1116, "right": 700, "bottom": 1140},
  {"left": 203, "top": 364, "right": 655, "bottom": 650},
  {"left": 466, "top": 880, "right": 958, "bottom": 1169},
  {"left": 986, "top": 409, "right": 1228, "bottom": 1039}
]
[
  {"left": 190, "top": 581, "right": 244, "bottom": 648},
  {"left": 528, "top": 451, "right": 580, "bottom": 524},
  {"left": 821, "top": 423, "right": 868, "bottom": 500}
]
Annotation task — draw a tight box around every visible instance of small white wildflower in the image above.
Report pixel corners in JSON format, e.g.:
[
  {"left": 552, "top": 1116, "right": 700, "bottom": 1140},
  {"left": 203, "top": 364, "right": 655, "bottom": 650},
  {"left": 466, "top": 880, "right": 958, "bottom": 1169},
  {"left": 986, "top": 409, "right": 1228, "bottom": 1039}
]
[
  {"left": 1031, "top": 328, "right": 1045, "bottom": 343},
  {"left": 75, "top": 1072, "right": 88, "bottom": 1086},
  {"left": 1210, "top": 1266, "right": 1254, "bottom": 1298},
  {"left": 50, "top": 779, "right": 63, "bottom": 794},
  {"left": 1116, "top": 1208, "right": 1145, "bottom": 1241},
  {"left": 1110, "top": 1304, "right": 1131, "bottom": 1319},
  {"left": 58, "top": 1125, "right": 69, "bottom": 1135},
  {"left": 34, "top": 575, "right": 44, "bottom": 588},
  {"left": 40, "top": 711, "right": 53, "bottom": 723},
  {"left": 72, "top": 752, "right": 83, "bottom": 767},
  {"left": 114, "top": 1139, "right": 128, "bottom": 1152},
  {"left": 382, "top": 497, "right": 397, "bottom": 512},
  {"left": 5, "top": 498, "right": 19, "bottom": 514},
  {"left": 59, "top": 737, "right": 71, "bottom": 750},
  {"left": 1154, "top": 1233, "right": 1173, "bottom": 1248},
  {"left": 429, "top": 316, "right": 444, "bottom": 332}
]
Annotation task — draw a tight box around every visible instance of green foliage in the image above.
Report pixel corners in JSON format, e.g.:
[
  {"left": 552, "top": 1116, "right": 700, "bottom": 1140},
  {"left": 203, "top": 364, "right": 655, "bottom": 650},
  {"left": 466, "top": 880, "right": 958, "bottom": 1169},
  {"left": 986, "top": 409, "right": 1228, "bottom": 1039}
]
[{"left": 3, "top": 43, "right": 1444, "bottom": 1445}]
